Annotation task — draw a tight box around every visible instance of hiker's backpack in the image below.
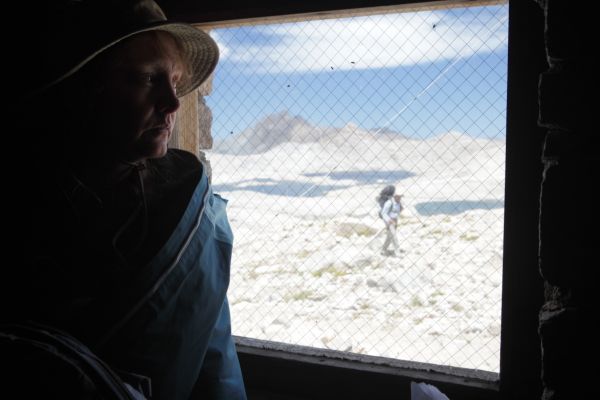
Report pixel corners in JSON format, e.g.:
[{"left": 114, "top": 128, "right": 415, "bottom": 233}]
[
  {"left": 0, "top": 321, "right": 149, "bottom": 399},
  {"left": 376, "top": 185, "right": 396, "bottom": 218}
]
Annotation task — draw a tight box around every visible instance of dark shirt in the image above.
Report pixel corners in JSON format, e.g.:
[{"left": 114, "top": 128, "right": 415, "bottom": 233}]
[{"left": 5, "top": 149, "right": 201, "bottom": 330}]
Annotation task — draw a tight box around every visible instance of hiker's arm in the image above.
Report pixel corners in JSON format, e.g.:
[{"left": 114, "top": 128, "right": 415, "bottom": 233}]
[{"left": 381, "top": 200, "right": 393, "bottom": 224}]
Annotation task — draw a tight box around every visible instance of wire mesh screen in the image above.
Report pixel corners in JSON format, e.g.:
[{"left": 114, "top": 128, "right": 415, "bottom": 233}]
[{"left": 203, "top": 3, "right": 507, "bottom": 373}]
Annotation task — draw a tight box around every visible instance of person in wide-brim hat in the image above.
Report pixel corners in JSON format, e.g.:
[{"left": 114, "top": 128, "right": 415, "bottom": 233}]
[
  {"left": 10, "top": 1, "right": 248, "bottom": 399},
  {"left": 32, "top": 0, "right": 219, "bottom": 98}
]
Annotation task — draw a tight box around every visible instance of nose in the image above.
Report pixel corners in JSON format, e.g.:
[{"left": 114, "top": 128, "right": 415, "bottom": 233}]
[{"left": 158, "top": 82, "right": 180, "bottom": 115}]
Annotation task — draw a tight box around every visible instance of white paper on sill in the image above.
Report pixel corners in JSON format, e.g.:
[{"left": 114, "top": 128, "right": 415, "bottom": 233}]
[{"left": 410, "top": 381, "right": 450, "bottom": 400}]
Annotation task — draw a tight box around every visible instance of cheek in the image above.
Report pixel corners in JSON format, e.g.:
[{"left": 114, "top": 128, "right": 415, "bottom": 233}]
[{"left": 95, "top": 93, "right": 151, "bottom": 141}]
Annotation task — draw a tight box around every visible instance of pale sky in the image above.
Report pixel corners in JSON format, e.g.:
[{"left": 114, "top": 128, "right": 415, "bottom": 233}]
[{"left": 207, "top": 4, "right": 508, "bottom": 139}]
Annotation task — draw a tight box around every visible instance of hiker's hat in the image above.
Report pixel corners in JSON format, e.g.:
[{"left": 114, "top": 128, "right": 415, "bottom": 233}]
[{"left": 33, "top": 0, "right": 219, "bottom": 98}]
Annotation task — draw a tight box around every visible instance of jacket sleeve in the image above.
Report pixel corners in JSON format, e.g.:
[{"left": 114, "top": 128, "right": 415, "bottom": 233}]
[{"left": 192, "top": 298, "right": 247, "bottom": 400}]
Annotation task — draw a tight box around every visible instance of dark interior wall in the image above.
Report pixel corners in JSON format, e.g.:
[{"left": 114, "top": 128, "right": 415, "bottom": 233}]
[
  {"left": 500, "top": 1, "right": 545, "bottom": 399},
  {"left": 160, "top": 0, "right": 465, "bottom": 23},
  {"left": 535, "top": 0, "right": 598, "bottom": 399}
]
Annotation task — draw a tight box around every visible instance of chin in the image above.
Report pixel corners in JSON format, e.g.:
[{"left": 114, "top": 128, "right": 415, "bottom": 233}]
[
  {"left": 143, "top": 137, "right": 170, "bottom": 160},
  {"left": 147, "top": 146, "right": 169, "bottom": 160}
]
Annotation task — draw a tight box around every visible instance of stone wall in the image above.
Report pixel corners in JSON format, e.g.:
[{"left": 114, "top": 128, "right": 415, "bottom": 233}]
[{"left": 536, "top": 1, "right": 597, "bottom": 398}]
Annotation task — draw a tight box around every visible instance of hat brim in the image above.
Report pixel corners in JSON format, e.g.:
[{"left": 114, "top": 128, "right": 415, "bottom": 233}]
[
  {"left": 152, "top": 23, "right": 220, "bottom": 97},
  {"left": 38, "top": 21, "right": 219, "bottom": 98}
]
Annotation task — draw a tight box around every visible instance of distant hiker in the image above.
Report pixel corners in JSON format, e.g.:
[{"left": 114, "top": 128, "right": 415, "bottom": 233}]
[{"left": 377, "top": 187, "right": 404, "bottom": 256}]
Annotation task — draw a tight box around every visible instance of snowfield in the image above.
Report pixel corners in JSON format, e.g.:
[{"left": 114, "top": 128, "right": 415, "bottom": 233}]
[{"left": 207, "top": 115, "right": 504, "bottom": 372}]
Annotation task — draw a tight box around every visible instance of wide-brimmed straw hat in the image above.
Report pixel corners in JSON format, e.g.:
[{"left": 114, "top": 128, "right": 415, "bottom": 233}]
[{"left": 34, "top": 0, "right": 219, "bottom": 98}]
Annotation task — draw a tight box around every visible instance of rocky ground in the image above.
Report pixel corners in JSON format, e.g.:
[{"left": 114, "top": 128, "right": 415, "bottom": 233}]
[{"left": 209, "top": 128, "right": 505, "bottom": 372}]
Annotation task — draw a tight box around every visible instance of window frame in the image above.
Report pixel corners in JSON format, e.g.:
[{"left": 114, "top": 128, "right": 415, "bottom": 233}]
[{"left": 160, "top": 0, "right": 546, "bottom": 398}]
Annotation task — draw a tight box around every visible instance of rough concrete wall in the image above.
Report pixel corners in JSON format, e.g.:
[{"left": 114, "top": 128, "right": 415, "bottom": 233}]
[
  {"left": 172, "top": 90, "right": 200, "bottom": 154},
  {"left": 197, "top": 93, "right": 213, "bottom": 182},
  {"left": 536, "top": 1, "right": 597, "bottom": 398},
  {"left": 197, "top": 32, "right": 214, "bottom": 182}
]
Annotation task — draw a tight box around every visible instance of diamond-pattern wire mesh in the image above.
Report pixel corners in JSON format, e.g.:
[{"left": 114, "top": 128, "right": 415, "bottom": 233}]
[{"left": 201, "top": 4, "right": 507, "bottom": 372}]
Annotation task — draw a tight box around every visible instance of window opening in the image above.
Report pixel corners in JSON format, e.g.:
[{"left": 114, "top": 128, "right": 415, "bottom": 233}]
[{"left": 204, "top": 2, "right": 508, "bottom": 373}]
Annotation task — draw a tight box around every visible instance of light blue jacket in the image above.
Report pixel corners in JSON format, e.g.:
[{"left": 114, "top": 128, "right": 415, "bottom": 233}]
[{"left": 95, "top": 170, "right": 246, "bottom": 400}]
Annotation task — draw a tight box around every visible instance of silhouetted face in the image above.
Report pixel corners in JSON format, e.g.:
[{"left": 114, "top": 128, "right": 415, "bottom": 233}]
[{"left": 88, "top": 31, "right": 184, "bottom": 163}]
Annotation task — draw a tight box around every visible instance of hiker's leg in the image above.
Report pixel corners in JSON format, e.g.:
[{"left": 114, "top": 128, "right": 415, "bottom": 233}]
[
  {"left": 389, "top": 224, "right": 400, "bottom": 251},
  {"left": 382, "top": 225, "right": 392, "bottom": 251}
]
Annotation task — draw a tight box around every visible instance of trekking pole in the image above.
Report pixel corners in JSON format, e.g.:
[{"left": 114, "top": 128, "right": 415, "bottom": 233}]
[
  {"left": 365, "top": 226, "right": 386, "bottom": 247},
  {"left": 409, "top": 209, "right": 427, "bottom": 227}
]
